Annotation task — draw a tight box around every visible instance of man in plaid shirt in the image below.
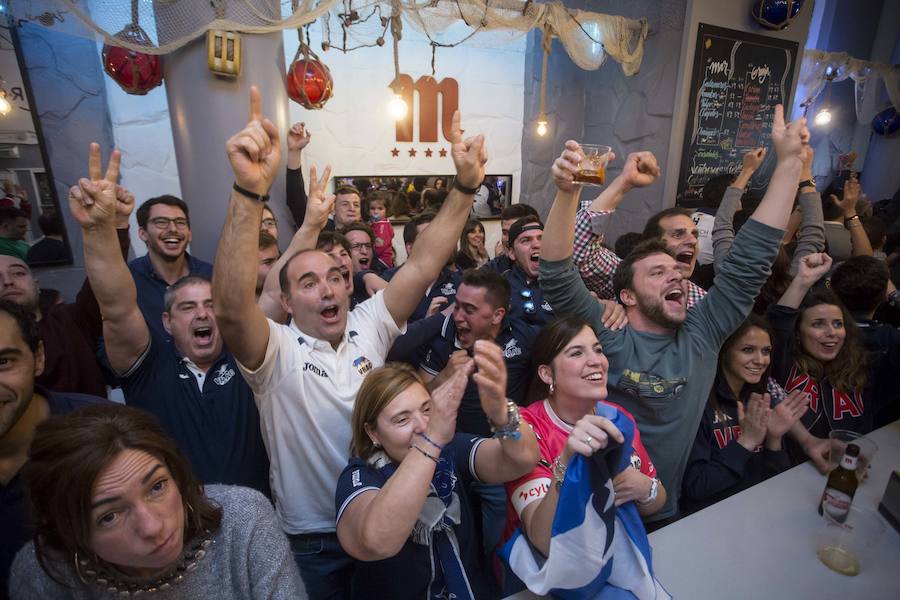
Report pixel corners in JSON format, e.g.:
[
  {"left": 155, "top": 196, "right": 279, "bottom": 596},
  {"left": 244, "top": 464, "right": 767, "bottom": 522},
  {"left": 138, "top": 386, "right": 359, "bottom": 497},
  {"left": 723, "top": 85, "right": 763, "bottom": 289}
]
[{"left": 572, "top": 151, "right": 707, "bottom": 308}]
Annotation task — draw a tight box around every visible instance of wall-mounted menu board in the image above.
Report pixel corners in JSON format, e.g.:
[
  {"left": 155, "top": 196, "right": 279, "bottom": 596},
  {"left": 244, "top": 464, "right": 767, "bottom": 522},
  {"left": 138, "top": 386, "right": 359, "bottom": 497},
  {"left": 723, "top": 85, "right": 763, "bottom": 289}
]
[{"left": 676, "top": 24, "right": 798, "bottom": 206}]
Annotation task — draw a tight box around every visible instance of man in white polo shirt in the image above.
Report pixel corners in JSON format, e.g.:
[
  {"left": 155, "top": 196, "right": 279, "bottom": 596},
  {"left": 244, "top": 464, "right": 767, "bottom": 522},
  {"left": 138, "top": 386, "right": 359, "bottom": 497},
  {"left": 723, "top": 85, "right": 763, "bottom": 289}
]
[{"left": 212, "top": 87, "right": 488, "bottom": 600}]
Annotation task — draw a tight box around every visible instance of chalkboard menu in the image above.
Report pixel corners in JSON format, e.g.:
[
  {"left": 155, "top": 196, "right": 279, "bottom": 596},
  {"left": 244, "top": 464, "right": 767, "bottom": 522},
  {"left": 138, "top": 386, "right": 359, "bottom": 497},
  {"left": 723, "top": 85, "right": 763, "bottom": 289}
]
[{"left": 676, "top": 24, "right": 799, "bottom": 205}]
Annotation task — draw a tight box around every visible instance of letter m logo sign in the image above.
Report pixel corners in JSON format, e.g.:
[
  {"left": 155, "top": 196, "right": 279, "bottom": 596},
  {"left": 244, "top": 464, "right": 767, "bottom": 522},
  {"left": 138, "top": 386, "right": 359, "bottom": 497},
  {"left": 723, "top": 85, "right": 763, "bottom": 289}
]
[{"left": 394, "top": 74, "right": 459, "bottom": 143}]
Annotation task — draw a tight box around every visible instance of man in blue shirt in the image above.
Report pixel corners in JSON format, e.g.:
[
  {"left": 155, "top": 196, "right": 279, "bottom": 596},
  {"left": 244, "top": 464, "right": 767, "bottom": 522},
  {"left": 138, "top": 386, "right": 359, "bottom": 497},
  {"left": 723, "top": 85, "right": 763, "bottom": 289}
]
[
  {"left": 128, "top": 194, "right": 213, "bottom": 341},
  {"left": 0, "top": 300, "right": 105, "bottom": 599},
  {"left": 502, "top": 216, "right": 554, "bottom": 326},
  {"left": 72, "top": 145, "right": 269, "bottom": 496}
]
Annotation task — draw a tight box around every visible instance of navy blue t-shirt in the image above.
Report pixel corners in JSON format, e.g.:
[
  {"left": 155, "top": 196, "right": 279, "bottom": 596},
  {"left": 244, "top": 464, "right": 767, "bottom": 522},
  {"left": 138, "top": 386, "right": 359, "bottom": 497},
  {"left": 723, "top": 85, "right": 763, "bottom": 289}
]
[
  {"left": 119, "top": 338, "right": 270, "bottom": 497},
  {"left": 503, "top": 264, "right": 553, "bottom": 327},
  {"left": 381, "top": 266, "right": 461, "bottom": 322},
  {"left": 334, "top": 433, "right": 492, "bottom": 600},
  {"left": 128, "top": 253, "right": 214, "bottom": 342},
  {"left": 417, "top": 315, "right": 538, "bottom": 436},
  {"left": 1, "top": 388, "right": 106, "bottom": 600}
]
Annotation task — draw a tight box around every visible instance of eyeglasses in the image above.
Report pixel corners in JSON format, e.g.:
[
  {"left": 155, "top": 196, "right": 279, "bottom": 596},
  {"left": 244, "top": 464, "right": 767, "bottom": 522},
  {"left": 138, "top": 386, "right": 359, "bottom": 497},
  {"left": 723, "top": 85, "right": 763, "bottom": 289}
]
[
  {"left": 349, "top": 242, "right": 373, "bottom": 251},
  {"left": 149, "top": 217, "right": 189, "bottom": 230},
  {"left": 261, "top": 218, "right": 278, "bottom": 228},
  {"left": 520, "top": 289, "right": 536, "bottom": 315}
]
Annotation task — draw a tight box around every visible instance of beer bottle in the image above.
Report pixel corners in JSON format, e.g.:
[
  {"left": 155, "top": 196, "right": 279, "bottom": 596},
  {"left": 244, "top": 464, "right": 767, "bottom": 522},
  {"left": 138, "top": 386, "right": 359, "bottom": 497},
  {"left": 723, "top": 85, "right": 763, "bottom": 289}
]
[{"left": 818, "top": 443, "right": 860, "bottom": 523}]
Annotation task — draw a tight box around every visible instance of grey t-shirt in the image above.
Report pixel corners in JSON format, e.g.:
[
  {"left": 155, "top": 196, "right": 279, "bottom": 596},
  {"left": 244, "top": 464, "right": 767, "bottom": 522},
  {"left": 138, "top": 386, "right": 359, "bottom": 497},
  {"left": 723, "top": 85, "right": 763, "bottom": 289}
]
[
  {"left": 540, "top": 218, "right": 783, "bottom": 521},
  {"left": 9, "top": 485, "right": 306, "bottom": 599}
]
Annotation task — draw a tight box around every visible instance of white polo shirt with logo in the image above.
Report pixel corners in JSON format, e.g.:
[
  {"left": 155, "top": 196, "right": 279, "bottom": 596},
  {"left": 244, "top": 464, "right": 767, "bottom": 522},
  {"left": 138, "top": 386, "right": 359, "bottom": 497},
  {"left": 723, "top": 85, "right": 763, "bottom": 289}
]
[{"left": 236, "top": 291, "right": 404, "bottom": 534}]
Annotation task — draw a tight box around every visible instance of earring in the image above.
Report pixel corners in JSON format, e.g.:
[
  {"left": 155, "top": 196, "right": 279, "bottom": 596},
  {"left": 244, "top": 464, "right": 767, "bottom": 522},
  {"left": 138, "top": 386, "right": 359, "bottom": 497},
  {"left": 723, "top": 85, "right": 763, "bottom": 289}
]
[
  {"left": 373, "top": 441, "right": 381, "bottom": 448},
  {"left": 549, "top": 382, "right": 555, "bottom": 396}
]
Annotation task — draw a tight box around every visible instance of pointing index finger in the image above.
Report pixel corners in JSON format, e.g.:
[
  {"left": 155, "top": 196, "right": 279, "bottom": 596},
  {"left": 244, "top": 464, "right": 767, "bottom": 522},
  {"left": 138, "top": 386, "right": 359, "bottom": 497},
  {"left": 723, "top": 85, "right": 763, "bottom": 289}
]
[
  {"left": 773, "top": 104, "right": 785, "bottom": 130},
  {"left": 248, "top": 86, "right": 263, "bottom": 123},
  {"left": 449, "top": 110, "right": 461, "bottom": 145}
]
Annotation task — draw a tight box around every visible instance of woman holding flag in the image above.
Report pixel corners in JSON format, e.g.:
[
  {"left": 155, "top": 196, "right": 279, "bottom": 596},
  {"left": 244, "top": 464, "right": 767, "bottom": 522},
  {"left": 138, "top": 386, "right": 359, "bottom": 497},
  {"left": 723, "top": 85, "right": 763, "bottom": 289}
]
[{"left": 500, "top": 317, "right": 669, "bottom": 599}]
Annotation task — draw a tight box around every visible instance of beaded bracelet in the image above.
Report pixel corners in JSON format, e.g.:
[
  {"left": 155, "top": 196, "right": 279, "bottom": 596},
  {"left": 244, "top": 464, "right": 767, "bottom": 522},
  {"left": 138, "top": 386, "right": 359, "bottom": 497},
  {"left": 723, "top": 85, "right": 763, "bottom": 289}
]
[
  {"left": 410, "top": 444, "right": 440, "bottom": 464},
  {"left": 417, "top": 432, "right": 446, "bottom": 451}
]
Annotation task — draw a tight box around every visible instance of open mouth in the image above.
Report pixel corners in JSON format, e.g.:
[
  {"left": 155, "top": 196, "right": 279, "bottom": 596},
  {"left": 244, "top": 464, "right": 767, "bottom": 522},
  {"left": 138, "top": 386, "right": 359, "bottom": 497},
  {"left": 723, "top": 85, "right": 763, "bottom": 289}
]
[
  {"left": 358, "top": 257, "right": 370, "bottom": 269},
  {"left": 583, "top": 372, "right": 604, "bottom": 382},
  {"left": 675, "top": 251, "right": 694, "bottom": 264},
  {"left": 664, "top": 288, "right": 685, "bottom": 306},
  {"left": 193, "top": 326, "right": 213, "bottom": 346},
  {"left": 161, "top": 236, "right": 183, "bottom": 250},
  {"left": 529, "top": 253, "right": 540, "bottom": 267},
  {"left": 320, "top": 304, "right": 340, "bottom": 322},
  {"left": 820, "top": 341, "right": 838, "bottom": 353}
]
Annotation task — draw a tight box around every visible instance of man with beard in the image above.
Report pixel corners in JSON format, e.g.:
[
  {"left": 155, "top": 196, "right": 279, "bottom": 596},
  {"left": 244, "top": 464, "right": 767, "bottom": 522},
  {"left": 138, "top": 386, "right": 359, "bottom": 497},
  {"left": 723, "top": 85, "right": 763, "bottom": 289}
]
[
  {"left": 0, "top": 181, "right": 132, "bottom": 397},
  {"left": 569, "top": 151, "right": 714, "bottom": 308},
  {"left": 71, "top": 144, "right": 270, "bottom": 496},
  {"left": 212, "top": 88, "right": 487, "bottom": 598},
  {"left": 129, "top": 194, "right": 213, "bottom": 341},
  {"left": 540, "top": 106, "right": 809, "bottom": 528},
  {"left": 0, "top": 300, "right": 104, "bottom": 599}
]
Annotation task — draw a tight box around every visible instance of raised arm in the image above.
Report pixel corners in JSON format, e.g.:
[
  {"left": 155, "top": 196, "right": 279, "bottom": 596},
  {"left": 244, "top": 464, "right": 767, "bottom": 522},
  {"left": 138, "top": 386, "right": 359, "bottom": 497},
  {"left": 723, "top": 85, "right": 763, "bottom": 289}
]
[
  {"left": 790, "top": 146, "right": 825, "bottom": 273},
  {"left": 285, "top": 122, "right": 310, "bottom": 228},
  {"left": 382, "top": 111, "right": 484, "bottom": 327},
  {"left": 748, "top": 106, "right": 808, "bottom": 230},
  {"left": 777, "top": 252, "right": 832, "bottom": 308},
  {"left": 258, "top": 167, "right": 334, "bottom": 322},
  {"left": 712, "top": 147, "right": 766, "bottom": 272},
  {"left": 213, "top": 87, "right": 282, "bottom": 370},
  {"left": 833, "top": 175, "right": 873, "bottom": 257},
  {"left": 70, "top": 144, "right": 149, "bottom": 375}
]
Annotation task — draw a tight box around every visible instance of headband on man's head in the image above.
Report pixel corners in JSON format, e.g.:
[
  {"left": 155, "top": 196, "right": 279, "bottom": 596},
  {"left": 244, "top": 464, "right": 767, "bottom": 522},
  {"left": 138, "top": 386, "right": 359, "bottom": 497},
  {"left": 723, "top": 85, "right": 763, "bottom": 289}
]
[{"left": 507, "top": 218, "right": 544, "bottom": 248}]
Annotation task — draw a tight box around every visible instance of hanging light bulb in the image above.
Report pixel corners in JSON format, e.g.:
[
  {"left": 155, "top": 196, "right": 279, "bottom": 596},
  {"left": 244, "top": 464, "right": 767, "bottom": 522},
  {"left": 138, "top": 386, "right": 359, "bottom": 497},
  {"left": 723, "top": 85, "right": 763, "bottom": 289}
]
[
  {"left": 814, "top": 108, "right": 832, "bottom": 125},
  {"left": 0, "top": 95, "right": 11, "bottom": 117},
  {"left": 388, "top": 93, "right": 407, "bottom": 119},
  {"left": 536, "top": 120, "right": 548, "bottom": 136}
]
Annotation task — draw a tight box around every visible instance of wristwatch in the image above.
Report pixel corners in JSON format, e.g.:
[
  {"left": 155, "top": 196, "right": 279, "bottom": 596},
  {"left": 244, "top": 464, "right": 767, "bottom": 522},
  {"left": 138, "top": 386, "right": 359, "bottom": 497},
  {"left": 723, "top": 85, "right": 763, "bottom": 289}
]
[
  {"left": 798, "top": 178, "right": 816, "bottom": 189},
  {"left": 489, "top": 400, "right": 521, "bottom": 440},
  {"left": 637, "top": 477, "right": 660, "bottom": 505}
]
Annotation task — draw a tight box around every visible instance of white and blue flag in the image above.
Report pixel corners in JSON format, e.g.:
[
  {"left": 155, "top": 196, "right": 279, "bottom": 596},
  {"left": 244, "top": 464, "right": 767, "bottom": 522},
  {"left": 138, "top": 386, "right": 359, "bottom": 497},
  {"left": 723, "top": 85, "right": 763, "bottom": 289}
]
[{"left": 499, "top": 403, "right": 670, "bottom": 599}]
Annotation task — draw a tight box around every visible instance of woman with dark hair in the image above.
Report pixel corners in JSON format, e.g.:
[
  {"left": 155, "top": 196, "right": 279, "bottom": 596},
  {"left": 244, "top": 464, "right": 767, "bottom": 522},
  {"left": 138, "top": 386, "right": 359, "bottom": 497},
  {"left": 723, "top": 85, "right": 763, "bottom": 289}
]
[
  {"left": 334, "top": 343, "right": 538, "bottom": 600},
  {"left": 504, "top": 317, "right": 665, "bottom": 549},
  {"left": 768, "top": 253, "right": 877, "bottom": 466},
  {"left": 9, "top": 404, "right": 305, "bottom": 599},
  {"left": 456, "top": 218, "right": 489, "bottom": 269},
  {"left": 681, "top": 315, "right": 808, "bottom": 514}
]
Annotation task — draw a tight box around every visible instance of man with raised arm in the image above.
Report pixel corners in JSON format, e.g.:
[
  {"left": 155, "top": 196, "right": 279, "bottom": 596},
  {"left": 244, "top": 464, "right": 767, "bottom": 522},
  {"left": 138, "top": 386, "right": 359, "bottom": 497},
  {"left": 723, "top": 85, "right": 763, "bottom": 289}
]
[
  {"left": 539, "top": 106, "right": 809, "bottom": 528},
  {"left": 212, "top": 87, "right": 487, "bottom": 599},
  {"left": 69, "top": 143, "right": 270, "bottom": 496}
]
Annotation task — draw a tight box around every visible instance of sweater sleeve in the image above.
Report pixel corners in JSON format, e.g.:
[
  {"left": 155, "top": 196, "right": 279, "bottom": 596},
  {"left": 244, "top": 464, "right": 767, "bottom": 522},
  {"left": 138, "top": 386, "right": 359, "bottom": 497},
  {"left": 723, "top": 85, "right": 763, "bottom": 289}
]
[
  {"left": 766, "top": 304, "right": 801, "bottom": 387},
  {"left": 711, "top": 186, "right": 744, "bottom": 274},
  {"left": 686, "top": 218, "right": 783, "bottom": 352},
  {"left": 285, "top": 167, "right": 308, "bottom": 229},
  {"left": 682, "top": 408, "right": 757, "bottom": 502},
  {"left": 244, "top": 491, "right": 309, "bottom": 599},
  {"left": 789, "top": 191, "right": 826, "bottom": 275},
  {"left": 8, "top": 544, "right": 72, "bottom": 599}
]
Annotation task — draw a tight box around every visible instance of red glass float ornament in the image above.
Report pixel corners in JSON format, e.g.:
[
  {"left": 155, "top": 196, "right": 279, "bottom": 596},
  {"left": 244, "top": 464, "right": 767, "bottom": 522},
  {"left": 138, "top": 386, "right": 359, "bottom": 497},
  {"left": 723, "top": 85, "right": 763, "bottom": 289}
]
[
  {"left": 287, "top": 42, "right": 333, "bottom": 109},
  {"left": 102, "top": 24, "right": 163, "bottom": 95}
]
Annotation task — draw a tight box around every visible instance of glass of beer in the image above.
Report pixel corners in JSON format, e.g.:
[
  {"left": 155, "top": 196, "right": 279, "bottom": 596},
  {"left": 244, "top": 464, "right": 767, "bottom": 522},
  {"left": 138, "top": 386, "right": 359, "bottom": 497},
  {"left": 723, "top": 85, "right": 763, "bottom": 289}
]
[
  {"left": 816, "top": 506, "right": 886, "bottom": 576},
  {"left": 573, "top": 144, "right": 612, "bottom": 187}
]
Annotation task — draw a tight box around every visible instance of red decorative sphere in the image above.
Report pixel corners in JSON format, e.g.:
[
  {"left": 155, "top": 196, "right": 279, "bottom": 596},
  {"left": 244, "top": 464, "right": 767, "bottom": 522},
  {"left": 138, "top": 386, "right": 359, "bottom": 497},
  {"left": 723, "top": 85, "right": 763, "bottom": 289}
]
[
  {"left": 102, "top": 25, "right": 163, "bottom": 95},
  {"left": 287, "top": 53, "right": 333, "bottom": 109}
]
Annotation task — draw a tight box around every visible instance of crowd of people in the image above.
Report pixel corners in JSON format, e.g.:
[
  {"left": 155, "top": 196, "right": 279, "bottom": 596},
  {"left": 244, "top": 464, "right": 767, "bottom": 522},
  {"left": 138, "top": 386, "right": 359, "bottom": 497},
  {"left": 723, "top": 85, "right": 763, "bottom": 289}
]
[{"left": 1, "top": 86, "right": 898, "bottom": 600}]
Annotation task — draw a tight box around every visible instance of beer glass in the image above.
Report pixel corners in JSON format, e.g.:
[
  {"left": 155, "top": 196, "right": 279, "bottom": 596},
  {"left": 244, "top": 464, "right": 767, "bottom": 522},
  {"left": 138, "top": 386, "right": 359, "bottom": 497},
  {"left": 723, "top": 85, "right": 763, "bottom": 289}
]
[
  {"left": 815, "top": 506, "right": 886, "bottom": 576},
  {"left": 573, "top": 144, "right": 612, "bottom": 187}
]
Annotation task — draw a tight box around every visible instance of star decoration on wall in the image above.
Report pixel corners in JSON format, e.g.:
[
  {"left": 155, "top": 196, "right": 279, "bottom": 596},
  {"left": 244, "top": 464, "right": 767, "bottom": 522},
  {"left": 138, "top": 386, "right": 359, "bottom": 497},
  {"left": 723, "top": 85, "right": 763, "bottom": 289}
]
[
  {"left": 424, "top": 148, "right": 433, "bottom": 157},
  {"left": 438, "top": 148, "right": 448, "bottom": 158},
  {"left": 408, "top": 148, "right": 417, "bottom": 157},
  {"left": 390, "top": 147, "right": 400, "bottom": 157}
]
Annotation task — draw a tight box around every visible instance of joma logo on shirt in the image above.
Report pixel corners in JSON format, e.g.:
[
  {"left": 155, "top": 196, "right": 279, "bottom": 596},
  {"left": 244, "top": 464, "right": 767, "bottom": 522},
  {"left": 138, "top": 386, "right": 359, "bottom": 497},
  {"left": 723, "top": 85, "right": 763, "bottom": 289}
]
[
  {"left": 303, "top": 363, "right": 329, "bottom": 378},
  {"left": 503, "top": 338, "right": 522, "bottom": 358},
  {"left": 213, "top": 364, "right": 235, "bottom": 386}
]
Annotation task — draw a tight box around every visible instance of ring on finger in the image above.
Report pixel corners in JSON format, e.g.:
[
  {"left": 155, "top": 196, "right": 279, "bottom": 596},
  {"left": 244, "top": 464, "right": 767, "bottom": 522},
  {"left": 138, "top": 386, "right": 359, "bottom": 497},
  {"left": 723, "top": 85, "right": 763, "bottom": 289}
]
[{"left": 583, "top": 435, "right": 593, "bottom": 446}]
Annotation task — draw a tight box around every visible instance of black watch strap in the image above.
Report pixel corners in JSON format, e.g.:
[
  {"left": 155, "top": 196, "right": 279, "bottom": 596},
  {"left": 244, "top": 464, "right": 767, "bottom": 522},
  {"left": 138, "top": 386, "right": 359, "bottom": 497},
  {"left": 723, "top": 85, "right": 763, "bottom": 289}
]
[
  {"left": 233, "top": 182, "right": 270, "bottom": 203},
  {"left": 798, "top": 178, "right": 815, "bottom": 189},
  {"left": 452, "top": 177, "right": 482, "bottom": 195}
]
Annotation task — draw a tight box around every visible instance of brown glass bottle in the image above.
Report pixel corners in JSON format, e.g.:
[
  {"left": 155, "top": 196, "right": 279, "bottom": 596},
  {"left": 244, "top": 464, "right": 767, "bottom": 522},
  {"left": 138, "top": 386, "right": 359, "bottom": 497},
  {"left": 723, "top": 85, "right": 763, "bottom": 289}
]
[{"left": 818, "top": 443, "right": 860, "bottom": 523}]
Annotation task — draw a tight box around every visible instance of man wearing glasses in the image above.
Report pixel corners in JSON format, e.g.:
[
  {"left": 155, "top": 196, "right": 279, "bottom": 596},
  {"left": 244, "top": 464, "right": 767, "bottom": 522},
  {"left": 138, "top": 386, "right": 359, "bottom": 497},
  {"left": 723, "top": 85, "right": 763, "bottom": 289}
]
[{"left": 129, "top": 195, "right": 213, "bottom": 341}]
